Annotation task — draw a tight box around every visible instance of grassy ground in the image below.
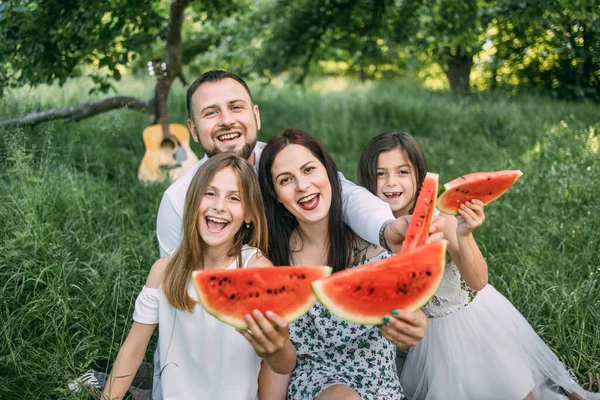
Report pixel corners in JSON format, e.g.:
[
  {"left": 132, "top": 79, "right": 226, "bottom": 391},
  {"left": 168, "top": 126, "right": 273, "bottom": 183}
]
[{"left": 1, "top": 75, "right": 599, "bottom": 399}]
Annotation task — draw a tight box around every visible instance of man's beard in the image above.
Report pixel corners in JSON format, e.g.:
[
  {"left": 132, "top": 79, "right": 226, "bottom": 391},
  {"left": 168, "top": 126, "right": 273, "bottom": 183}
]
[{"left": 204, "top": 137, "right": 257, "bottom": 161}]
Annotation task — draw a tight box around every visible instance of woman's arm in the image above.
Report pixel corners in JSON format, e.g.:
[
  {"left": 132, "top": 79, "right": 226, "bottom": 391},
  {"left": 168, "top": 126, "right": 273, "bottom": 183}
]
[
  {"left": 443, "top": 202, "right": 488, "bottom": 291},
  {"left": 102, "top": 322, "right": 156, "bottom": 399},
  {"left": 258, "top": 362, "right": 290, "bottom": 400}
]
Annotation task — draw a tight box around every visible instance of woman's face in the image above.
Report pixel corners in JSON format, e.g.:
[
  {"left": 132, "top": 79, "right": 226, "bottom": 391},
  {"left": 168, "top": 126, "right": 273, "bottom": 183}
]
[
  {"left": 375, "top": 148, "right": 417, "bottom": 217},
  {"left": 270, "top": 144, "right": 332, "bottom": 226},
  {"left": 197, "top": 166, "right": 250, "bottom": 248}
]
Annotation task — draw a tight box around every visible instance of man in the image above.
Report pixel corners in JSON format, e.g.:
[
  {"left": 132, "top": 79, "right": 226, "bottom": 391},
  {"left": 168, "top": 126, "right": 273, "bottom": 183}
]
[{"left": 154, "top": 70, "right": 442, "bottom": 399}]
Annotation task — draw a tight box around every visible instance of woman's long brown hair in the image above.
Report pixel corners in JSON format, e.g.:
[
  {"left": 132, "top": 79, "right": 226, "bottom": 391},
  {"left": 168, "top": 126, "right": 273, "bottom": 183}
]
[{"left": 162, "top": 153, "right": 268, "bottom": 312}]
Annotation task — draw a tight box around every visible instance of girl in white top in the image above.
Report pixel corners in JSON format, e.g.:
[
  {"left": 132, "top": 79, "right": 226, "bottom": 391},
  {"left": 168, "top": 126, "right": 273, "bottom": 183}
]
[
  {"left": 357, "top": 131, "right": 596, "bottom": 400},
  {"left": 103, "top": 153, "right": 296, "bottom": 400}
]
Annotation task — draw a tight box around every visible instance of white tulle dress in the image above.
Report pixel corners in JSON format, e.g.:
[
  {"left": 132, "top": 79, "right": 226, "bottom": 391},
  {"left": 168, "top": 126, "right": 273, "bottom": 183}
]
[{"left": 400, "top": 256, "right": 596, "bottom": 400}]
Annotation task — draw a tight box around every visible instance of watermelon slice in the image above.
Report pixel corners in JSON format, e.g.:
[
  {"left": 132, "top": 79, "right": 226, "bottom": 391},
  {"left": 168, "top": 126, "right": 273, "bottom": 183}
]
[
  {"left": 192, "top": 266, "right": 332, "bottom": 329},
  {"left": 437, "top": 170, "right": 523, "bottom": 215},
  {"left": 312, "top": 241, "right": 447, "bottom": 325},
  {"left": 401, "top": 172, "right": 439, "bottom": 253}
]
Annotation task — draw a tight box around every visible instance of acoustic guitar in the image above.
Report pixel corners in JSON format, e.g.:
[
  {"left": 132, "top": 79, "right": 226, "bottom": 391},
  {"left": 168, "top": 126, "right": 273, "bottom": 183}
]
[{"left": 138, "top": 61, "right": 198, "bottom": 184}]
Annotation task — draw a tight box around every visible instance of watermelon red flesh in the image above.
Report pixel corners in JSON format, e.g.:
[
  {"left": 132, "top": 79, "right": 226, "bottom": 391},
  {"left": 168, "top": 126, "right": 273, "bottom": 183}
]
[
  {"left": 401, "top": 172, "right": 439, "bottom": 253},
  {"left": 312, "top": 241, "right": 447, "bottom": 325},
  {"left": 192, "top": 266, "right": 332, "bottom": 329},
  {"left": 437, "top": 170, "right": 523, "bottom": 215}
]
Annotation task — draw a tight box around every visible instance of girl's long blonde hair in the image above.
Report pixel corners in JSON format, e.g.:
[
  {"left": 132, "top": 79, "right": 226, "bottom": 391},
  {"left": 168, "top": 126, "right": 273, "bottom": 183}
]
[{"left": 162, "top": 152, "right": 269, "bottom": 312}]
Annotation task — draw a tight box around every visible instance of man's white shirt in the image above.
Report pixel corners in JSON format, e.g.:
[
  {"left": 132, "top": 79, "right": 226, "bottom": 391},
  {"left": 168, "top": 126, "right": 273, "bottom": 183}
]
[{"left": 156, "top": 141, "right": 395, "bottom": 257}]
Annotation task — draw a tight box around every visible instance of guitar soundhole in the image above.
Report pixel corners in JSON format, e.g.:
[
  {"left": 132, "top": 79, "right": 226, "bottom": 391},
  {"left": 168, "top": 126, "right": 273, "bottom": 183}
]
[{"left": 160, "top": 137, "right": 177, "bottom": 150}]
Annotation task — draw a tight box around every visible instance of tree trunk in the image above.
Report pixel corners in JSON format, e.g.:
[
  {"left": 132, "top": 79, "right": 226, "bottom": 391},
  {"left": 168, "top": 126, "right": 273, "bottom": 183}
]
[{"left": 445, "top": 52, "right": 473, "bottom": 94}]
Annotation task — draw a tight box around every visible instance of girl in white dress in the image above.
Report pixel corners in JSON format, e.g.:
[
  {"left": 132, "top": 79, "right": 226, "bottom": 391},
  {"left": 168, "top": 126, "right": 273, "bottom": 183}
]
[
  {"left": 357, "top": 131, "right": 596, "bottom": 400},
  {"left": 102, "top": 153, "right": 296, "bottom": 400}
]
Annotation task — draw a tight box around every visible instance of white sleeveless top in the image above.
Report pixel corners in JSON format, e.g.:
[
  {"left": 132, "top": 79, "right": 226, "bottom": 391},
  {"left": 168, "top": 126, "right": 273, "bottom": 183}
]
[{"left": 133, "top": 245, "right": 262, "bottom": 400}]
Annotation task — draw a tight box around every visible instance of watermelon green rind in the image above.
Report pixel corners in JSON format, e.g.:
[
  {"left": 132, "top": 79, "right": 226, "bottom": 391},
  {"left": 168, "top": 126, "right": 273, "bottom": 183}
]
[
  {"left": 438, "top": 170, "right": 523, "bottom": 215},
  {"left": 193, "top": 266, "right": 332, "bottom": 329},
  {"left": 311, "top": 241, "right": 447, "bottom": 325}
]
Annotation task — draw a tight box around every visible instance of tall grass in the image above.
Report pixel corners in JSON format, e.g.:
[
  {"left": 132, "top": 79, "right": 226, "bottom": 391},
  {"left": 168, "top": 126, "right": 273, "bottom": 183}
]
[{"left": 1, "top": 76, "right": 599, "bottom": 398}]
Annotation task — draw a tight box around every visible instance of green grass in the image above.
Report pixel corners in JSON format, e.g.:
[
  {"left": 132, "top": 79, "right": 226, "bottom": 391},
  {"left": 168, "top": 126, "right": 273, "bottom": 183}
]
[{"left": 1, "top": 75, "right": 599, "bottom": 398}]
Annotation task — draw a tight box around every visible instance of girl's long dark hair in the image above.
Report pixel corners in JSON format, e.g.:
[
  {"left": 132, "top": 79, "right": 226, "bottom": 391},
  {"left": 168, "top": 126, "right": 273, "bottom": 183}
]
[{"left": 258, "top": 128, "right": 356, "bottom": 273}]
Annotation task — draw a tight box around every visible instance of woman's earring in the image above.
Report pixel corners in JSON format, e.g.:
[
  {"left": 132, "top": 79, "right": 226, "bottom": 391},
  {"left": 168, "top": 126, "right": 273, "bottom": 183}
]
[{"left": 246, "top": 223, "right": 250, "bottom": 228}]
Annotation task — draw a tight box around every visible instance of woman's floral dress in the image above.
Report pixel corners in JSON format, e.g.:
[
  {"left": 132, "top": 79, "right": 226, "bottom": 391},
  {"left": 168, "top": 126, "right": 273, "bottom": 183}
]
[{"left": 287, "top": 251, "right": 404, "bottom": 400}]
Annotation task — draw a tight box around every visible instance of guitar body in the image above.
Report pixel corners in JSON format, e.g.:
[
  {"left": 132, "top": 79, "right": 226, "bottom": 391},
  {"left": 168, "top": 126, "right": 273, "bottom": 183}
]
[{"left": 138, "top": 123, "right": 199, "bottom": 184}]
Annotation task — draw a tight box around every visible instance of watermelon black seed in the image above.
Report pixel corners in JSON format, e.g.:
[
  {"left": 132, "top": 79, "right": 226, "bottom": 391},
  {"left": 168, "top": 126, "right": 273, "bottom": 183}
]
[
  {"left": 488, "top": 192, "right": 492, "bottom": 195},
  {"left": 356, "top": 286, "right": 362, "bottom": 291},
  {"left": 369, "top": 288, "right": 375, "bottom": 294},
  {"left": 267, "top": 289, "right": 272, "bottom": 294},
  {"left": 301, "top": 274, "right": 306, "bottom": 279},
  {"left": 411, "top": 272, "right": 416, "bottom": 278},
  {"left": 210, "top": 276, "right": 216, "bottom": 281},
  {"left": 248, "top": 281, "right": 253, "bottom": 285},
  {"left": 426, "top": 271, "right": 431, "bottom": 276},
  {"left": 230, "top": 294, "right": 235, "bottom": 300}
]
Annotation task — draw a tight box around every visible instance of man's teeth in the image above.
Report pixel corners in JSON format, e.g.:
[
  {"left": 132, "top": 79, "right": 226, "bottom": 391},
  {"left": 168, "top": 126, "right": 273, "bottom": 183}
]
[
  {"left": 299, "top": 194, "right": 318, "bottom": 203},
  {"left": 207, "top": 216, "right": 229, "bottom": 224},
  {"left": 218, "top": 133, "right": 241, "bottom": 140}
]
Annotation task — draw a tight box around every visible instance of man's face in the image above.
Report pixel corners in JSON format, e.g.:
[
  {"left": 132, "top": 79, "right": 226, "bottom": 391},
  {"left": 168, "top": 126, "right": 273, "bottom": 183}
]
[{"left": 188, "top": 78, "right": 261, "bottom": 161}]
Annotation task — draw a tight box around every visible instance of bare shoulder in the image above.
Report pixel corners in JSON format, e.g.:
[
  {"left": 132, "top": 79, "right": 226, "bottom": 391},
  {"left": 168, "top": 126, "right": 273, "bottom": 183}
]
[
  {"left": 246, "top": 250, "right": 274, "bottom": 268},
  {"left": 146, "top": 256, "right": 170, "bottom": 288}
]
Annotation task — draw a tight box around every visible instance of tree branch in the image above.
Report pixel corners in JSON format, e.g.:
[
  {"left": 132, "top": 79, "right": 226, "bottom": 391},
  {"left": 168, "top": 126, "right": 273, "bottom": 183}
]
[{"left": 0, "top": 96, "right": 151, "bottom": 127}]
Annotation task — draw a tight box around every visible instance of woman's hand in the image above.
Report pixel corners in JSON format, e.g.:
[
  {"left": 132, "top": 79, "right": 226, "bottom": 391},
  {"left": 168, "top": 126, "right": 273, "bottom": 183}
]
[
  {"left": 381, "top": 309, "right": 427, "bottom": 350},
  {"left": 238, "top": 310, "right": 296, "bottom": 374},
  {"left": 238, "top": 310, "right": 290, "bottom": 358},
  {"left": 456, "top": 199, "right": 485, "bottom": 237}
]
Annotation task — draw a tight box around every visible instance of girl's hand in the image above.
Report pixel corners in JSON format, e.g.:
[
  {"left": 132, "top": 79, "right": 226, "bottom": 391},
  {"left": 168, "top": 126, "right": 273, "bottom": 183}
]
[
  {"left": 238, "top": 310, "right": 290, "bottom": 358},
  {"left": 456, "top": 199, "right": 485, "bottom": 237},
  {"left": 381, "top": 309, "right": 427, "bottom": 350}
]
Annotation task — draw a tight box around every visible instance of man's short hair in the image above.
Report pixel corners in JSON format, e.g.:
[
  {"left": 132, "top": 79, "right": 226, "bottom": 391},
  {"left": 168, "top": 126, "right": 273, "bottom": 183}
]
[{"left": 186, "top": 70, "right": 254, "bottom": 119}]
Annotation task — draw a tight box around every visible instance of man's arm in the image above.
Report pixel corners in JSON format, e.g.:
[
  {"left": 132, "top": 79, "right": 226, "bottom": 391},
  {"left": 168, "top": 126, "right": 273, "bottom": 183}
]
[
  {"left": 156, "top": 193, "right": 183, "bottom": 257},
  {"left": 339, "top": 172, "right": 395, "bottom": 245}
]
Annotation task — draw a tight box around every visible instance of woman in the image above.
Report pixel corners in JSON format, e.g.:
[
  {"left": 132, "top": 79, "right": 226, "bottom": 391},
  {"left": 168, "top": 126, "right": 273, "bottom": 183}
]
[{"left": 258, "top": 128, "right": 427, "bottom": 400}]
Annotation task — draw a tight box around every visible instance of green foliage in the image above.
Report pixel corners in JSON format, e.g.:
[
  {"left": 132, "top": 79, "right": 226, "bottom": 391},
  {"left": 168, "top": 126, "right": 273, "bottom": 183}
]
[
  {"left": 492, "top": 0, "right": 600, "bottom": 100},
  {"left": 0, "top": 0, "right": 163, "bottom": 94}
]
